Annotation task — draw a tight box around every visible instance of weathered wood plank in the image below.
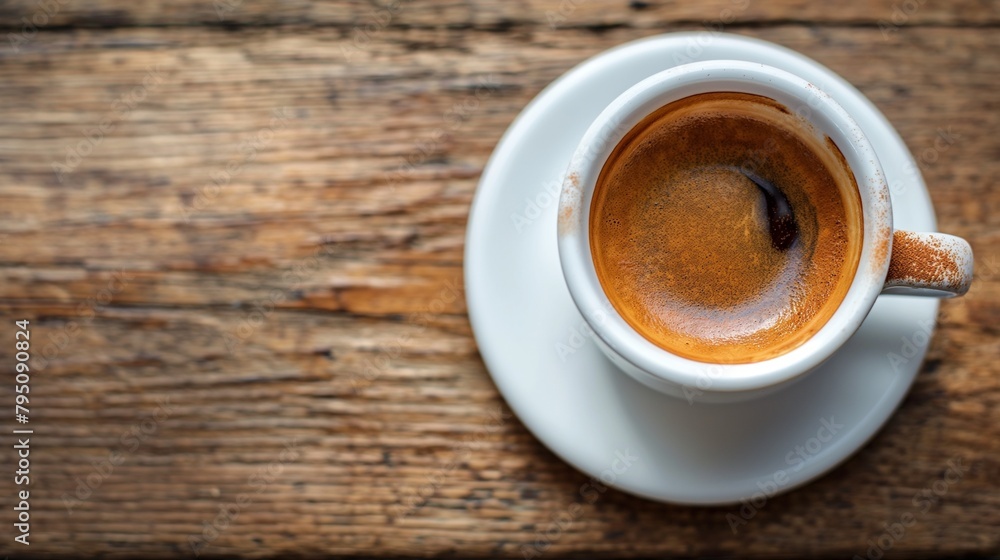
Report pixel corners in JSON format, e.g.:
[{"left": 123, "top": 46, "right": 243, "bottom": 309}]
[
  {"left": 0, "top": 20, "right": 998, "bottom": 559},
  {"left": 1, "top": 0, "right": 999, "bottom": 29}
]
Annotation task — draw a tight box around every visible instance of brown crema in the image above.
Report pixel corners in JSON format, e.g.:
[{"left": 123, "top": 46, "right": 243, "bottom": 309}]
[{"left": 590, "top": 92, "right": 863, "bottom": 363}]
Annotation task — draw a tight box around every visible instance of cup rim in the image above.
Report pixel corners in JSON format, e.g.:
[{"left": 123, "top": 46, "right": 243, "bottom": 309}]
[{"left": 556, "top": 60, "right": 893, "bottom": 393}]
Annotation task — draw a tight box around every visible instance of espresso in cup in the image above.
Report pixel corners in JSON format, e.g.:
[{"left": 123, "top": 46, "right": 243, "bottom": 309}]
[{"left": 589, "top": 92, "right": 864, "bottom": 364}]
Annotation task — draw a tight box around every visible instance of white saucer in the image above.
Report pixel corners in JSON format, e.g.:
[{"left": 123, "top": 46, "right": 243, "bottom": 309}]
[{"left": 464, "top": 33, "right": 938, "bottom": 505}]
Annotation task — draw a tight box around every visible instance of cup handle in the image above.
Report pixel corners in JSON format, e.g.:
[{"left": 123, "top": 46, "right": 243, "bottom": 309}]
[{"left": 881, "top": 230, "right": 973, "bottom": 297}]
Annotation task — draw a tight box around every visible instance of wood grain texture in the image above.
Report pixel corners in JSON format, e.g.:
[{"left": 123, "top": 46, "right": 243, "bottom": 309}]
[
  {"left": 0, "top": 1, "right": 998, "bottom": 557},
  {"left": 2, "top": 0, "right": 1000, "bottom": 27}
]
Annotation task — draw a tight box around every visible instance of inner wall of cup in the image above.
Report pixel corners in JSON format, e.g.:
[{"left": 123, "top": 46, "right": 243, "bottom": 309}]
[{"left": 567, "top": 70, "right": 889, "bottom": 386}]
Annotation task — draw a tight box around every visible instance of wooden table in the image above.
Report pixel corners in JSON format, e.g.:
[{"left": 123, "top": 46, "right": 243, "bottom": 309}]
[{"left": 0, "top": 1, "right": 998, "bottom": 557}]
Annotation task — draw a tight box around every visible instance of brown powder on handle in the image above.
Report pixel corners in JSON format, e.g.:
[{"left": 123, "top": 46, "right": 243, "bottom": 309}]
[{"left": 886, "top": 231, "right": 964, "bottom": 291}]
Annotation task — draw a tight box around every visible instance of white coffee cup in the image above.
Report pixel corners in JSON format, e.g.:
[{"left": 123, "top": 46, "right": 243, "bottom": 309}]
[{"left": 556, "top": 60, "right": 973, "bottom": 402}]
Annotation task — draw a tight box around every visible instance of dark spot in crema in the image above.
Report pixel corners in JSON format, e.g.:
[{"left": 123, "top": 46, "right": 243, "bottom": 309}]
[{"left": 726, "top": 166, "right": 799, "bottom": 251}]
